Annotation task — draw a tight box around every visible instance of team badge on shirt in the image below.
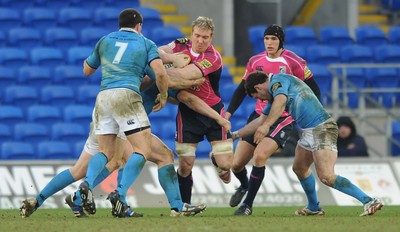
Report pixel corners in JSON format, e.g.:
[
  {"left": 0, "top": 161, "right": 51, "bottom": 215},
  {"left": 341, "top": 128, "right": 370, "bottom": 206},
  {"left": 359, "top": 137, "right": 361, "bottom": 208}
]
[
  {"left": 271, "top": 82, "right": 282, "bottom": 93},
  {"left": 304, "top": 66, "right": 312, "bottom": 79},
  {"left": 279, "top": 66, "right": 286, "bottom": 73},
  {"left": 198, "top": 59, "right": 212, "bottom": 69}
]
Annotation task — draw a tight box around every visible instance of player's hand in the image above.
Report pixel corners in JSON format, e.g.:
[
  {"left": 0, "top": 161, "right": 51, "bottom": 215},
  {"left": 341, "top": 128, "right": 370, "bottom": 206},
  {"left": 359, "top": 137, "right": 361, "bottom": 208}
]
[
  {"left": 225, "top": 112, "right": 232, "bottom": 120},
  {"left": 216, "top": 117, "right": 231, "bottom": 133},
  {"left": 253, "top": 124, "right": 269, "bottom": 144},
  {"left": 153, "top": 92, "right": 168, "bottom": 112},
  {"left": 230, "top": 130, "right": 240, "bottom": 140},
  {"left": 173, "top": 54, "right": 191, "bottom": 68},
  {"left": 192, "top": 77, "right": 205, "bottom": 87}
]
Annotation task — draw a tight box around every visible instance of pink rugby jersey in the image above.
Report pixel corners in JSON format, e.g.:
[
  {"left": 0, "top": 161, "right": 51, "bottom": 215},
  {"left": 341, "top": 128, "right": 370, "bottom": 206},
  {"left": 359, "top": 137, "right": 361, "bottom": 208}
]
[{"left": 243, "top": 49, "right": 313, "bottom": 115}]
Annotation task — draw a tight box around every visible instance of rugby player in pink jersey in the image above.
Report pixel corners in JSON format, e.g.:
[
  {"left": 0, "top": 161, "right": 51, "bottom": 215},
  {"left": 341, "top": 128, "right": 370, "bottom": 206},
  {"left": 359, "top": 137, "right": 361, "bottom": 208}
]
[{"left": 225, "top": 25, "right": 321, "bottom": 215}]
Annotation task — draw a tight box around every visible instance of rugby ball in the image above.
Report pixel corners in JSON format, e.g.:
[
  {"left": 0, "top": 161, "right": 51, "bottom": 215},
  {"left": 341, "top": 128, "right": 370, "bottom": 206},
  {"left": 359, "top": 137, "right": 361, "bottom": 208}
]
[{"left": 164, "top": 53, "right": 191, "bottom": 69}]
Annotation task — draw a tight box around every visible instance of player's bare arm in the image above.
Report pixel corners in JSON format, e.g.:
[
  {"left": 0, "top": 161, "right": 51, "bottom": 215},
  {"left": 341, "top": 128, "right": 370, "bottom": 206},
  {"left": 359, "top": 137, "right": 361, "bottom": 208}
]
[
  {"left": 150, "top": 58, "right": 169, "bottom": 112},
  {"left": 83, "top": 60, "right": 96, "bottom": 76},
  {"left": 167, "top": 63, "right": 203, "bottom": 80},
  {"left": 231, "top": 115, "right": 266, "bottom": 140}
]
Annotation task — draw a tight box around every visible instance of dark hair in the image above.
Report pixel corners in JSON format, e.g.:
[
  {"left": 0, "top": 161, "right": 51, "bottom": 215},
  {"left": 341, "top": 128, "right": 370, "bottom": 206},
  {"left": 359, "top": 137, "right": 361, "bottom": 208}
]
[
  {"left": 119, "top": 8, "right": 143, "bottom": 29},
  {"left": 244, "top": 71, "right": 268, "bottom": 97},
  {"left": 264, "top": 24, "right": 285, "bottom": 49}
]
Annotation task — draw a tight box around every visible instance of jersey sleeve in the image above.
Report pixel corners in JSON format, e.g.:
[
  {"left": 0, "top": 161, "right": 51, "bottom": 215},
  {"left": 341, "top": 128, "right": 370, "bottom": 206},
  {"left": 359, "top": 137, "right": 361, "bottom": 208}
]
[
  {"left": 85, "top": 36, "right": 105, "bottom": 69},
  {"left": 284, "top": 50, "right": 313, "bottom": 81},
  {"left": 269, "top": 75, "right": 290, "bottom": 98},
  {"left": 145, "top": 39, "right": 160, "bottom": 64},
  {"left": 242, "top": 59, "right": 254, "bottom": 81}
]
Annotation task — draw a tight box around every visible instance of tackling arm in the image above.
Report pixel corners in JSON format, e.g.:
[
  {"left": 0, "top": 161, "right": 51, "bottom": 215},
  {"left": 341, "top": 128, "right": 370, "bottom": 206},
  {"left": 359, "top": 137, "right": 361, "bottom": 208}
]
[{"left": 83, "top": 60, "right": 96, "bottom": 76}]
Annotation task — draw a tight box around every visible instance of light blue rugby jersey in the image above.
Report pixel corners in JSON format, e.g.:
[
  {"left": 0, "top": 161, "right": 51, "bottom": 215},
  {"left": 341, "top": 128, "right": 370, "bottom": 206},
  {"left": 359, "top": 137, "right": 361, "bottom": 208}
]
[
  {"left": 86, "top": 29, "right": 159, "bottom": 94},
  {"left": 262, "top": 73, "right": 331, "bottom": 128}
]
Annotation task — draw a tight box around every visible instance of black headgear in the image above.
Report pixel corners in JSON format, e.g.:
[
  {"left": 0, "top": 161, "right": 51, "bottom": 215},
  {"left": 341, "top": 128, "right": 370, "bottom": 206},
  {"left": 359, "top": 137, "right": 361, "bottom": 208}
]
[{"left": 264, "top": 24, "right": 285, "bottom": 49}]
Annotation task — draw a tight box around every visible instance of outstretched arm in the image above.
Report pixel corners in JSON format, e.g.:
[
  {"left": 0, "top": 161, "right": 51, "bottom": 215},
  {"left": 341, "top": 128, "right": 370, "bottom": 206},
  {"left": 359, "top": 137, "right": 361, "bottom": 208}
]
[{"left": 177, "top": 90, "right": 231, "bottom": 133}]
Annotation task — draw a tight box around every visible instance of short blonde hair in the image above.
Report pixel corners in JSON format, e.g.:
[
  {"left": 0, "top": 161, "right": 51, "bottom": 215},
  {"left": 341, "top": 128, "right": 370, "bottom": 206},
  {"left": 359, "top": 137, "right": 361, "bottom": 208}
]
[{"left": 192, "top": 16, "right": 214, "bottom": 35}]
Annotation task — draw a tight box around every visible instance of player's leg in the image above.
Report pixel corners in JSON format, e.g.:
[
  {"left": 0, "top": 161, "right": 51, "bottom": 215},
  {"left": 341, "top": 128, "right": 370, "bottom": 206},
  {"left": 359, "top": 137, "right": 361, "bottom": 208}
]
[
  {"left": 209, "top": 140, "right": 233, "bottom": 184},
  {"left": 176, "top": 142, "right": 197, "bottom": 204}
]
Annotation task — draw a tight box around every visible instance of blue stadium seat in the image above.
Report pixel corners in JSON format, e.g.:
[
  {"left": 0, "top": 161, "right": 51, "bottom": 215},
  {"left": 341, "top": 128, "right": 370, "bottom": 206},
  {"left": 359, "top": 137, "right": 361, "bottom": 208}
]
[
  {"left": 220, "top": 83, "right": 237, "bottom": 103},
  {"left": 4, "top": 0, "right": 35, "bottom": 8},
  {"left": 391, "top": 120, "right": 400, "bottom": 156},
  {"left": 1, "top": 142, "right": 36, "bottom": 160},
  {"left": 94, "top": 7, "right": 120, "bottom": 32},
  {"left": 58, "top": 7, "right": 93, "bottom": 30},
  {"left": 0, "top": 66, "right": 16, "bottom": 93},
  {"left": 340, "top": 45, "right": 374, "bottom": 63},
  {"left": 104, "top": 0, "right": 140, "bottom": 9},
  {"left": 137, "top": 7, "right": 164, "bottom": 29},
  {"left": 308, "top": 63, "right": 332, "bottom": 106},
  {"left": 248, "top": 25, "right": 265, "bottom": 55},
  {"left": 0, "top": 30, "right": 5, "bottom": 47},
  {"left": 162, "top": 139, "right": 176, "bottom": 153},
  {"left": 51, "top": 122, "right": 86, "bottom": 144},
  {"left": 77, "top": 85, "right": 99, "bottom": 105},
  {"left": 70, "top": 0, "right": 104, "bottom": 8},
  {"left": 149, "top": 105, "right": 174, "bottom": 121},
  {"left": 221, "top": 66, "right": 233, "bottom": 83},
  {"left": 74, "top": 141, "right": 85, "bottom": 158},
  {"left": 27, "top": 105, "right": 61, "bottom": 127},
  {"left": 355, "top": 25, "right": 388, "bottom": 46},
  {"left": 41, "top": 85, "right": 75, "bottom": 106},
  {"left": 366, "top": 68, "right": 400, "bottom": 108},
  {"left": 44, "top": 27, "right": 79, "bottom": 53},
  {"left": 0, "top": 48, "right": 29, "bottom": 68},
  {"left": 388, "top": 26, "right": 400, "bottom": 45},
  {"left": 38, "top": 141, "right": 73, "bottom": 159},
  {"left": 284, "top": 45, "right": 307, "bottom": 60},
  {"left": 14, "top": 122, "right": 48, "bottom": 143},
  {"left": 334, "top": 68, "right": 367, "bottom": 108},
  {"left": 23, "top": 8, "right": 57, "bottom": 31},
  {"left": 307, "top": 45, "right": 341, "bottom": 65},
  {"left": 54, "top": 65, "right": 89, "bottom": 86},
  {"left": 36, "top": 0, "right": 70, "bottom": 8},
  {"left": 231, "top": 117, "right": 247, "bottom": 131},
  {"left": 0, "top": 124, "right": 12, "bottom": 143},
  {"left": 319, "top": 25, "right": 354, "bottom": 48},
  {"left": 30, "top": 47, "right": 64, "bottom": 66},
  {"left": 4, "top": 85, "right": 39, "bottom": 108},
  {"left": 0, "top": 106, "right": 24, "bottom": 128},
  {"left": 160, "top": 123, "right": 176, "bottom": 139},
  {"left": 18, "top": 66, "right": 52, "bottom": 89},
  {"left": 0, "top": 8, "right": 22, "bottom": 31},
  {"left": 63, "top": 105, "right": 92, "bottom": 131},
  {"left": 197, "top": 140, "right": 212, "bottom": 158},
  {"left": 285, "top": 26, "right": 319, "bottom": 47},
  {"left": 67, "top": 46, "right": 93, "bottom": 65},
  {"left": 151, "top": 26, "right": 184, "bottom": 46},
  {"left": 374, "top": 45, "right": 400, "bottom": 63},
  {"left": 7, "top": 28, "right": 42, "bottom": 50},
  {"left": 79, "top": 27, "right": 108, "bottom": 47}
]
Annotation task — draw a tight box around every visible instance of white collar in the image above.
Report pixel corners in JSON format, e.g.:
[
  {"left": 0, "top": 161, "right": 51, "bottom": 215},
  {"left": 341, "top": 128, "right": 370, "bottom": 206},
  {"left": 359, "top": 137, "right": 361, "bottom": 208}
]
[{"left": 119, "top": 27, "right": 139, "bottom": 34}]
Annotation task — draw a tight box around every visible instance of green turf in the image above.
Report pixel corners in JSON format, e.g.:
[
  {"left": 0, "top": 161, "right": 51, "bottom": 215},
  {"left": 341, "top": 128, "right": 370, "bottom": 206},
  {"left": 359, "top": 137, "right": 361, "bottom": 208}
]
[{"left": 1, "top": 206, "right": 399, "bottom": 232}]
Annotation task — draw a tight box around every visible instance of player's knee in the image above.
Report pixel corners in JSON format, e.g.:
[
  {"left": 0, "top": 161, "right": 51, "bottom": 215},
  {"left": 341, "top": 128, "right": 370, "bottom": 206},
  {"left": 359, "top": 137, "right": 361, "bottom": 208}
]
[
  {"left": 318, "top": 174, "right": 335, "bottom": 187},
  {"left": 210, "top": 141, "right": 233, "bottom": 156}
]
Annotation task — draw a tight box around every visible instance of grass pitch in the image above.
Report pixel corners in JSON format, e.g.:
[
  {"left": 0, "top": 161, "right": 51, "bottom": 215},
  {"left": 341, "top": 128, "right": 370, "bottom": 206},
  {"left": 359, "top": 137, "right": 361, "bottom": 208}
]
[{"left": 1, "top": 206, "right": 399, "bottom": 232}]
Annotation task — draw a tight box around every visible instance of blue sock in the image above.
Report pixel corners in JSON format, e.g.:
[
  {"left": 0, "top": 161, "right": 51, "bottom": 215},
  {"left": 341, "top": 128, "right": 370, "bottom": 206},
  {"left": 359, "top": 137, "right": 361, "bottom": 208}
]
[
  {"left": 93, "top": 167, "right": 111, "bottom": 188},
  {"left": 158, "top": 164, "right": 183, "bottom": 211},
  {"left": 299, "top": 172, "right": 320, "bottom": 211},
  {"left": 117, "top": 168, "right": 124, "bottom": 185},
  {"left": 85, "top": 153, "right": 108, "bottom": 189},
  {"left": 333, "top": 175, "right": 372, "bottom": 204},
  {"left": 36, "top": 169, "right": 75, "bottom": 208},
  {"left": 117, "top": 153, "right": 146, "bottom": 204}
]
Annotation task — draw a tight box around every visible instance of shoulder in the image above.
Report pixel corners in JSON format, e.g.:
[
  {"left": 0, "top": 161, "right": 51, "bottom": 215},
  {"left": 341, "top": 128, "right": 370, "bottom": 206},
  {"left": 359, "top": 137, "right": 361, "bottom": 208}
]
[{"left": 282, "top": 49, "right": 306, "bottom": 63}]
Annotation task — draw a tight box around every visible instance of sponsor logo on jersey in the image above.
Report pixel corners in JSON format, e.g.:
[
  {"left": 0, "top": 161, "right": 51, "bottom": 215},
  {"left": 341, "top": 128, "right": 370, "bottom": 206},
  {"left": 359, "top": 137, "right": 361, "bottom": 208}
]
[
  {"left": 256, "top": 66, "right": 263, "bottom": 71},
  {"left": 279, "top": 66, "right": 286, "bottom": 73},
  {"left": 127, "top": 119, "right": 135, "bottom": 125},
  {"left": 304, "top": 66, "right": 312, "bottom": 79},
  {"left": 198, "top": 59, "right": 212, "bottom": 69},
  {"left": 271, "top": 82, "right": 282, "bottom": 93}
]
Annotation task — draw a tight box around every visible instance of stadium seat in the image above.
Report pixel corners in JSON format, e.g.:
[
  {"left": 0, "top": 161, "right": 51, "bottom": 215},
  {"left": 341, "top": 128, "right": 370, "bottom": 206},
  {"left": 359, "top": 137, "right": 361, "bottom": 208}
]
[
  {"left": 0, "top": 48, "right": 29, "bottom": 68},
  {"left": 5, "top": 0, "right": 35, "bottom": 8},
  {"left": 248, "top": 25, "right": 265, "bottom": 55},
  {"left": 285, "top": 26, "right": 319, "bottom": 47},
  {"left": 388, "top": 26, "right": 400, "bottom": 45},
  {"left": 162, "top": 139, "right": 176, "bottom": 154},
  {"left": 41, "top": 85, "right": 75, "bottom": 106},
  {"left": 333, "top": 68, "right": 367, "bottom": 108},
  {"left": 7, "top": 27, "right": 42, "bottom": 50},
  {"left": 221, "top": 66, "right": 233, "bottom": 83},
  {"left": 67, "top": 46, "right": 93, "bottom": 65},
  {"left": 391, "top": 120, "right": 400, "bottom": 156},
  {"left": 54, "top": 65, "right": 89, "bottom": 86},
  {"left": 149, "top": 105, "right": 174, "bottom": 121},
  {"left": 308, "top": 63, "right": 332, "bottom": 106},
  {"left": 104, "top": 0, "right": 140, "bottom": 9},
  {"left": 30, "top": 47, "right": 64, "bottom": 66},
  {"left": 160, "top": 122, "right": 176, "bottom": 139},
  {"left": 340, "top": 45, "right": 374, "bottom": 63},
  {"left": 74, "top": 141, "right": 86, "bottom": 158},
  {"left": 366, "top": 68, "right": 400, "bottom": 108},
  {"left": 151, "top": 26, "right": 184, "bottom": 46},
  {"left": 44, "top": 27, "right": 79, "bottom": 53},
  {"left": 1, "top": 142, "right": 36, "bottom": 160},
  {"left": 51, "top": 122, "right": 86, "bottom": 144},
  {"left": 38, "top": 141, "right": 74, "bottom": 159},
  {"left": 36, "top": 0, "right": 70, "bottom": 8},
  {"left": 23, "top": 8, "right": 57, "bottom": 31},
  {"left": 319, "top": 25, "right": 354, "bottom": 48},
  {"left": 70, "top": 0, "right": 104, "bottom": 8},
  {"left": 94, "top": 7, "right": 121, "bottom": 32},
  {"left": 63, "top": 105, "right": 92, "bottom": 131},
  {"left": 284, "top": 45, "right": 307, "bottom": 60},
  {"left": 18, "top": 66, "right": 52, "bottom": 89},
  {"left": 374, "top": 45, "right": 400, "bottom": 63},
  {"left": 355, "top": 25, "right": 388, "bottom": 46},
  {"left": 307, "top": 45, "right": 341, "bottom": 65},
  {"left": 14, "top": 123, "right": 48, "bottom": 143},
  {"left": 4, "top": 85, "right": 39, "bottom": 109},
  {"left": 0, "top": 30, "right": 5, "bottom": 47},
  {"left": 220, "top": 83, "right": 237, "bottom": 103},
  {"left": 137, "top": 7, "right": 164, "bottom": 29},
  {"left": 0, "top": 8, "right": 22, "bottom": 31},
  {"left": 77, "top": 85, "right": 99, "bottom": 105},
  {"left": 27, "top": 105, "right": 62, "bottom": 127},
  {"left": 58, "top": 7, "right": 93, "bottom": 30},
  {"left": 197, "top": 140, "right": 212, "bottom": 159},
  {"left": 0, "top": 124, "right": 12, "bottom": 143},
  {"left": 79, "top": 27, "right": 108, "bottom": 47},
  {"left": 0, "top": 106, "right": 24, "bottom": 128},
  {"left": 0, "top": 66, "right": 16, "bottom": 93}
]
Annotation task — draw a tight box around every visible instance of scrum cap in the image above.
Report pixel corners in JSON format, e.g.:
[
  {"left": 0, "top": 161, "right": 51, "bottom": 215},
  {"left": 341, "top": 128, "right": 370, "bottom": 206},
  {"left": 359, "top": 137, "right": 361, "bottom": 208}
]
[{"left": 264, "top": 24, "right": 285, "bottom": 49}]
